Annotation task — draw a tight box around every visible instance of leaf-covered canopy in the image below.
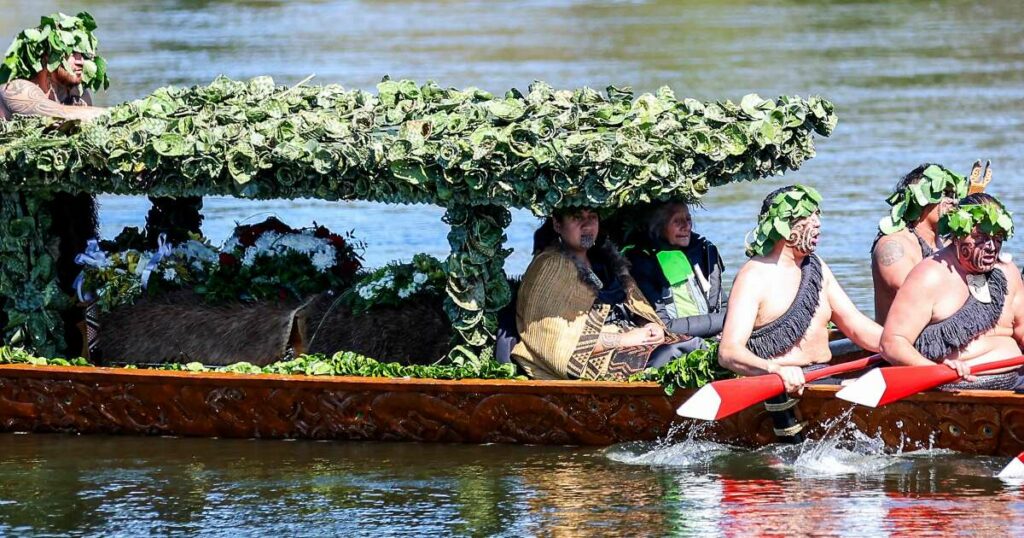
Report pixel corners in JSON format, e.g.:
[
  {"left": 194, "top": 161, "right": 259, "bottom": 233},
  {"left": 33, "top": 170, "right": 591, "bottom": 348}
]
[{"left": 0, "top": 76, "right": 836, "bottom": 213}]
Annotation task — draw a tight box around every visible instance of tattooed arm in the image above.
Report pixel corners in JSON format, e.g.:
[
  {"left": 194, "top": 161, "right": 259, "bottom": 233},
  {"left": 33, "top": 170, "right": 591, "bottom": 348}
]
[
  {"left": 0, "top": 80, "right": 106, "bottom": 121},
  {"left": 591, "top": 325, "right": 663, "bottom": 355}
]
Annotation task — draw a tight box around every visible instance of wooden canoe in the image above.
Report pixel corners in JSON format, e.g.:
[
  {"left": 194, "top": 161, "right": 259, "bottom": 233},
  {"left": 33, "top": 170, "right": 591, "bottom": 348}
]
[{"left": 1, "top": 361, "right": 1022, "bottom": 456}]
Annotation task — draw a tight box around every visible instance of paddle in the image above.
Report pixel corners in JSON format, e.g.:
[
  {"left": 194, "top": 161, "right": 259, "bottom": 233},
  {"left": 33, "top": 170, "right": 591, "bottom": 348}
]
[
  {"left": 836, "top": 355, "right": 1024, "bottom": 408},
  {"left": 998, "top": 451, "right": 1024, "bottom": 479},
  {"left": 676, "top": 354, "right": 883, "bottom": 421}
]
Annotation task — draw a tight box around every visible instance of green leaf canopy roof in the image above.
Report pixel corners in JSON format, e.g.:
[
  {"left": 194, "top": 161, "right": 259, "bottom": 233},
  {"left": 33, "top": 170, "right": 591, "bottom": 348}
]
[{"left": 0, "top": 76, "right": 836, "bottom": 214}]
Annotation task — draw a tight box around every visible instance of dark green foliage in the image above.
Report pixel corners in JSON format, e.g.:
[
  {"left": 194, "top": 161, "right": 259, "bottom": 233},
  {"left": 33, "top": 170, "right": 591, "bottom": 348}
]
[{"left": 628, "top": 342, "right": 732, "bottom": 395}]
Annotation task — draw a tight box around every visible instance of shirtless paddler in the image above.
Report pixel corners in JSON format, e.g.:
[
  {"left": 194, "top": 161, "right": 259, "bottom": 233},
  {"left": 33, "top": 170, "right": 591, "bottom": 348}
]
[
  {"left": 871, "top": 164, "right": 967, "bottom": 323},
  {"left": 881, "top": 193, "right": 1024, "bottom": 390},
  {"left": 0, "top": 12, "right": 109, "bottom": 121},
  {"left": 718, "top": 184, "right": 882, "bottom": 394}
]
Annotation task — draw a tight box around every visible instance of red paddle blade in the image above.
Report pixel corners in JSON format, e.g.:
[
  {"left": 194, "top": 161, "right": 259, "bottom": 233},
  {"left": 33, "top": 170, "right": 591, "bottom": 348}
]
[
  {"left": 836, "top": 364, "right": 955, "bottom": 408},
  {"left": 676, "top": 375, "right": 784, "bottom": 421},
  {"left": 837, "top": 355, "right": 1024, "bottom": 408},
  {"left": 677, "top": 355, "right": 881, "bottom": 421},
  {"left": 998, "top": 452, "right": 1024, "bottom": 479}
]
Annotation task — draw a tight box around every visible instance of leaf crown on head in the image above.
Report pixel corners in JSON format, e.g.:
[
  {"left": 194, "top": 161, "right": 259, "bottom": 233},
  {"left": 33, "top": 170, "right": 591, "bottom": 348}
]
[
  {"left": 745, "top": 184, "right": 822, "bottom": 257},
  {"left": 939, "top": 200, "right": 1014, "bottom": 240},
  {"left": 878, "top": 164, "right": 966, "bottom": 235},
  {"left": 0, "top": 12, "right": 109, "bottom": 92}
]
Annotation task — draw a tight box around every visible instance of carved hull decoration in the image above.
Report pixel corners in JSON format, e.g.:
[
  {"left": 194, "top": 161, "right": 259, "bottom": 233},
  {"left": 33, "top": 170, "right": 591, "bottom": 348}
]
[{"left": 1, "top": 364, "right": 1022, "bottom": 456}]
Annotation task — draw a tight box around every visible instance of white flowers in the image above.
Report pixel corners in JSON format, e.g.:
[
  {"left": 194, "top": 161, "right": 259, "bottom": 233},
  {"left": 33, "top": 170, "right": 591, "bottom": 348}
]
[
  {"left": 233, "top": 230, "right": 337, "bottom": 271},
  {"left": 162, "top": 267, "right": 178, "bottom": 282},
  {"left": 350, "top": 261, "right": 441, "bottom": 311}
]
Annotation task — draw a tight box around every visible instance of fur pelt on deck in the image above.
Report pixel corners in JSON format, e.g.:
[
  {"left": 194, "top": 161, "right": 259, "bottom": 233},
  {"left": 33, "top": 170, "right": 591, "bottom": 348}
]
[
  {"left": 296, "top": 293, "right": 452, "bottom": 365},
  {"left": 97, "top": 290, "right": 301, "bottom": 366}
]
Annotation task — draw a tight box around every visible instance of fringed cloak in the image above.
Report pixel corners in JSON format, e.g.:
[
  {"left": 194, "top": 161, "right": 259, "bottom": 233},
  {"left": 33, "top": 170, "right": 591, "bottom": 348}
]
[{"left": 512, "top": 244, "right": 663, "bottom": 380}]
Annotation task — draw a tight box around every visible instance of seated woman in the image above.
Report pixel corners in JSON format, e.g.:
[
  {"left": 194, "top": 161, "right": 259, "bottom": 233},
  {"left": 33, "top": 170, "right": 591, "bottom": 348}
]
[
  {"left": 626, "top": 202, "right": 725, "bottom": 340},
  {"left": 512, "top": 208, "right": 695, "bottom": 380}
]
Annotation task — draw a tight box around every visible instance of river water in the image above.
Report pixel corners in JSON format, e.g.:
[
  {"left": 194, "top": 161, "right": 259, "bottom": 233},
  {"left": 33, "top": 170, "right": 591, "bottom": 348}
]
[{"left": 2, "top": 0, "right": 1024, "bottom": 535}]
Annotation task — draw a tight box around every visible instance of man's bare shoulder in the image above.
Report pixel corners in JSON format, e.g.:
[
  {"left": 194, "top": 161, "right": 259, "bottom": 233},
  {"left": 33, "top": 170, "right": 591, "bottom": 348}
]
[
  {"left": 1, "top": 79, "right": 45, "bottom": 99},
  {"left": 904, "top": 253, "right": 955, "bottom": 289},
  {"left": 872, "top": 231, "right": 918, "bottom": 267}
]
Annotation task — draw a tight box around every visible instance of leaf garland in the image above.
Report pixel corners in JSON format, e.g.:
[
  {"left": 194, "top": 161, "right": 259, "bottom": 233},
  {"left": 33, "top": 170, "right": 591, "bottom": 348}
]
[
  {"left": 744, "top": 184, "right": 822, "bottom": 257},
  {"left": 939, "top": 202, "right": 1015, "bottom": 239},
  {"left": 0, "top": 76, "right": 836, "bottom": 361},
  {"left": 627, "top": 342, "right": 731, "bottom": 395},
  {"left": 0, "top": 192, "right": 67, "bottom": 357},
  {"left": 878, "top": 164, "right": 967, "bottom": 235},
  {"left": 0, "top": 77, "right": 835, "bottom": 212},
  {"left": 0, "top": 345, "right": 521, "bottom": 380},
  {"left": 0, "top": 11, "right": 109, "bottom": 92}
]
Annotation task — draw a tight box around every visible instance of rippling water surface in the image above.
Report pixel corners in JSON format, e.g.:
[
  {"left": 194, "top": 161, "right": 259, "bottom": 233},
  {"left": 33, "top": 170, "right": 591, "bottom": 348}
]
[{"left": 2, "top": 0, "right": 1023, "bottom": 534}]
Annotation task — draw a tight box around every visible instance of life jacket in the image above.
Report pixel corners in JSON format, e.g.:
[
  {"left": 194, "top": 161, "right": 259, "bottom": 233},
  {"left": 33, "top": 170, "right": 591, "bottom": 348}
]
[{"left": 651, "top": 248, "right": 710, "bottom": 319}]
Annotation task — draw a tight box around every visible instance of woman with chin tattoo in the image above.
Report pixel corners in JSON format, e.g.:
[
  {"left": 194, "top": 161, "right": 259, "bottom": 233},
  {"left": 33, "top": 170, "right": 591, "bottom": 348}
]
[
  {"left": 511, "top": 208, "right": 696, "bottom": 380},
  {"left": 627, "top": 202, "right": 726, "bottom": 346}
]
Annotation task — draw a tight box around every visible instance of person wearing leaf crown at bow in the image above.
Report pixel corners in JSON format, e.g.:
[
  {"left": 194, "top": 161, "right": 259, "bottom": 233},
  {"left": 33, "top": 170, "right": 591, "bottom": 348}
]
[
  {"left": 511, "top": 208, "right": 698, "bottom": 380},
  {"left": 871, "top": 164, "right": 967, "bottom": 323},
  {"left": 880, "top": 193, "right": 1024, "bottom": 390},
  {"left": 0, "top": 12, "right": 110, "bottom": 121},
  {"left": 0, "top": 12, "right": 112, "bottom": 355},
  {"left": 717, "top": 185, "right": 882, "bottom": 396}
]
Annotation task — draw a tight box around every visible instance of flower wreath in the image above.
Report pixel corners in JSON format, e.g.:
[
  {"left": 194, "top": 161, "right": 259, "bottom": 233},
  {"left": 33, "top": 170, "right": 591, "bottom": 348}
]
[
  {"left": 878, "top": 164, "right": 966, "bottom": 235},
  {"left": 745, "top": 184, "right": 822, "bottom": 257},
  {"left": 0, "top": 11, "right": 109, "bottom": 92},
  {"left": 939, "top": 202, "right": 1014, "bottom": 240}
]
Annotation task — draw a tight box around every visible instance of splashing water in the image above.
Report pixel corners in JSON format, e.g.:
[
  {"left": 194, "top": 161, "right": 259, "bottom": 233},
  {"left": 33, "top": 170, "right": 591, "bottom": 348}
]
[
  {"left": 604, "top": 421, "right": 736, "bottom": 467},
  {"left": 768, "top": 409, "right": 896, "bottom": 476}
]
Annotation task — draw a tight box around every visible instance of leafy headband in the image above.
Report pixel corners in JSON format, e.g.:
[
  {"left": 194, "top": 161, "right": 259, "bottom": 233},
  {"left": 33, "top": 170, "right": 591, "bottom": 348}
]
[
  {"left": 745, "top": 184, "right": 822, "bottom": 257},
  {"left": 939, "top": 202, "right": 1014, "bottom": 240},
  {"left": 0, "top": 12, "right": 109, "bottom": 92},
  {"left": 878, "top": 164, "right": 966, "bottom": 235}
]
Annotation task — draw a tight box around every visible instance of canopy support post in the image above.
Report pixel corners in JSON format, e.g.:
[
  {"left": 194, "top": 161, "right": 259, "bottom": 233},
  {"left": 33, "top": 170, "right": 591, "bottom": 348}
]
[
  {"left": 442, "top": 204, "right": 512, "bottom": 367},
  {"left": 0, "top": 191, "right": 70, "bottom": 357}
]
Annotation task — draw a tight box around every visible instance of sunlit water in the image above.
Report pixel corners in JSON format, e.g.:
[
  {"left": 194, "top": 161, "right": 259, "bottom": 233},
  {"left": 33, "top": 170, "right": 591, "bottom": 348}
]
[{"left": 2, "top": 0, "right": 1024, "bottom": 534}]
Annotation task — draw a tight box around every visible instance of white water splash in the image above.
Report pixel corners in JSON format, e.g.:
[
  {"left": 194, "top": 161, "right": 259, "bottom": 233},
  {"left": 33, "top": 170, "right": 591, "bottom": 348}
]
[{"left": 604, "top": 421, "right": 736, "bottom": 467}]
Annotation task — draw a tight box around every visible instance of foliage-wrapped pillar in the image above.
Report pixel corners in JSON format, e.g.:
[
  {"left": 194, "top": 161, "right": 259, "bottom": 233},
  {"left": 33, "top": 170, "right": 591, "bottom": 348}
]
[
  {"left": 443, "top": 204, "right": 512, "bottom": 366},
  {"left": 0, "top": 191, "right": 67, "bottom": 357}
]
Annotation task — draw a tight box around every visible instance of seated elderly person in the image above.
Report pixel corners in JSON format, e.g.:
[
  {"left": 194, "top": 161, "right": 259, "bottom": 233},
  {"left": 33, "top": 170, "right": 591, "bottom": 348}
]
[
  {"left": 627, "top": 202, "right": 725, "bottom": 344},
  {"left": 512, "top": 208, "right": 696, "bottom": 380}
]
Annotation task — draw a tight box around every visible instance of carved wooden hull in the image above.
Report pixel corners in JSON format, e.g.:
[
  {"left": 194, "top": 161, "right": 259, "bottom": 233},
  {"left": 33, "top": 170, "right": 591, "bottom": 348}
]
[{"left": 0, "top": 364, "right": 1022, "bottom": 455}]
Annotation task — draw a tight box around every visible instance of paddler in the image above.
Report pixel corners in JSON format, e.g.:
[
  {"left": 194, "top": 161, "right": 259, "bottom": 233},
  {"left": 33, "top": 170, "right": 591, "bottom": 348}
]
[
  {"left": 871, "top": 164, "right": 968, "bottom": 323},
  {"left": 717, "top": 185, "right": 882, "bottom": 394},
  {"left": 879, "top": 193, "right": 1024, "bottom": 389},
  {"left": 0, "top": 13, "right": 110, "bottom": 354}
]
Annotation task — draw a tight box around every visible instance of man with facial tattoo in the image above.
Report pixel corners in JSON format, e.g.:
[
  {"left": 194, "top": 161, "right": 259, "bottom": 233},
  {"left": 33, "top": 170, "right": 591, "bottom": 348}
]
[
  {"left": 880, "top": 193, "right": 1024, "bottom": 389},
  {"left": 718, "top": 185, "right": 882, "bottom": 397}
]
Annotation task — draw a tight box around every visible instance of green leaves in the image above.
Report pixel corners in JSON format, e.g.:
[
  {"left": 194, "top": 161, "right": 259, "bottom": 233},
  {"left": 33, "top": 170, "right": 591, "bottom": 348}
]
[
  {"left": 0, "top": 76, "right": 834, "bottom": 210},
  {"left": 939, "top": 202, "right": 1015, "bottom": 239},
  {"left": 628, "top": 342, "right": 731, "bottom": 395},
  {"left": 0, "top": 11, "right": 110, "bottom": 91},
  {"left": 879, "top": 164, "right": 967, "bottom": 236},
  {"left": 745, "top": 184, "right": 822, "bottom": 257}
]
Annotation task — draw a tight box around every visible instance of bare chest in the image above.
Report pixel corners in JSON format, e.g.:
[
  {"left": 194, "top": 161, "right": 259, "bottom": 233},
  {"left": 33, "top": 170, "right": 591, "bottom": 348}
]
[{"left": 930, "top": 272, "right": 1014, "bottom": 328}]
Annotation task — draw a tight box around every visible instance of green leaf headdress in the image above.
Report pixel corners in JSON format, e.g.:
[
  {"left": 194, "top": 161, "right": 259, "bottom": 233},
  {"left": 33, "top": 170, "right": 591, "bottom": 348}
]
[
  {"left": 939, "top": 196, "right": 1014, "bottom": 240},
  {"left": 878, "top": 164, "right": 966, "bottom": 235},
  {"left": 745, "top": 184, "right": 822, "bottom": 257},
  {"left": 0, "top": 12, "right": 110, "bottom": 92}
]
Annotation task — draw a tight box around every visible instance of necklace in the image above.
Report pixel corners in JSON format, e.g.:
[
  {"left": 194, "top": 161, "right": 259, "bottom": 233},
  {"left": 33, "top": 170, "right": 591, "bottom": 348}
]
[{"left": 966, "top": 272, "right": 992, "bottom": 303}]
